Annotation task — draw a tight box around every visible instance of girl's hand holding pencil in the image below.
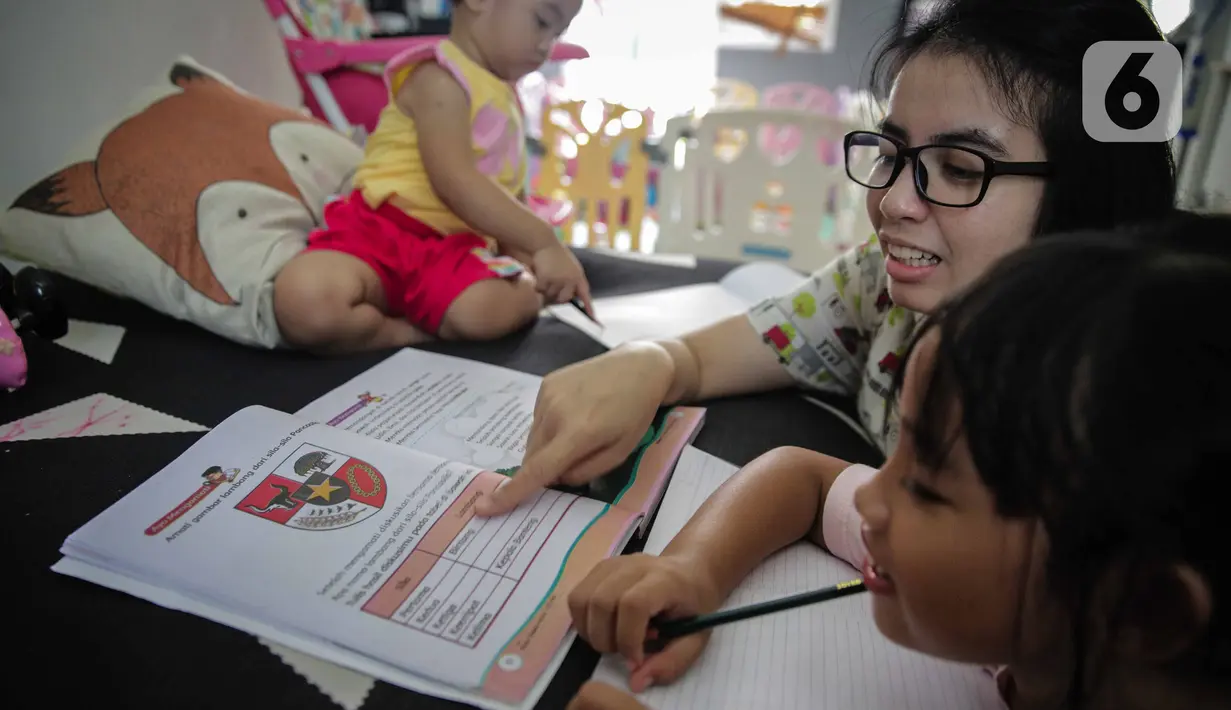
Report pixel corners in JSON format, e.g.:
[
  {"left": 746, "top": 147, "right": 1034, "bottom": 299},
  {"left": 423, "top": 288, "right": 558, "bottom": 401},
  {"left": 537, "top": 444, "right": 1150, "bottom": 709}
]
[
  {"left": 568, "top": 553, "right": 722, "bottom": 693},
  {"left": 570, "top": 552, "right": 870, "bottom": 696}
]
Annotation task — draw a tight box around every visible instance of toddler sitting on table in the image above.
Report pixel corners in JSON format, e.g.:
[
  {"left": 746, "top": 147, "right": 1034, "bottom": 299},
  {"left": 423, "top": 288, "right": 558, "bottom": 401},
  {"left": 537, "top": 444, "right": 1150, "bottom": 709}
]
[{"left": 273, "top": 0, "right": 593, "bottom": 354}]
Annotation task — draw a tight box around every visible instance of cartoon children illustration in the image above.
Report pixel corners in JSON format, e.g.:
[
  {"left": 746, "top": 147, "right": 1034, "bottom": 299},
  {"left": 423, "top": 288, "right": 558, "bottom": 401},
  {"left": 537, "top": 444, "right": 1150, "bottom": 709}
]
[{"left": 201, "top": 466, "right": 240, "bottom": 486}]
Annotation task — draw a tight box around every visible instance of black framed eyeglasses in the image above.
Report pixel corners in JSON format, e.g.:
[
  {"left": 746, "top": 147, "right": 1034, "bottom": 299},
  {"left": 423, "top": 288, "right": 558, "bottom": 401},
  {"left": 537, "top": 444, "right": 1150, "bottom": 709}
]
[{"left": 843, "top": 130, "right": 1050, "bottom": 208}]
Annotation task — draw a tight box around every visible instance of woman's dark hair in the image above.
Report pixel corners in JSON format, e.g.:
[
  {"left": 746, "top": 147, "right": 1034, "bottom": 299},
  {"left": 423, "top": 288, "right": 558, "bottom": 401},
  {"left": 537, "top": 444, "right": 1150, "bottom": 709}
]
[
  {"left": 870, "top": 0, "right": 1177, "bottom": 236},
  {"left": 892, "top": 211, "right": 1231, "bottom": 703}
]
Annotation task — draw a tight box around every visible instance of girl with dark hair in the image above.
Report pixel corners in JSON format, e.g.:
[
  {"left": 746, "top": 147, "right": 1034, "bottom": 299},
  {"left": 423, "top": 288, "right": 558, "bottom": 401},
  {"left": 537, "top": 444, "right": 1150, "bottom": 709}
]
[
  {"left": 566, "top": 212, "right": 1231, "bottom": 710},
  {"left": 478, "top": 0, "right": 1181, "bottom": 516}
]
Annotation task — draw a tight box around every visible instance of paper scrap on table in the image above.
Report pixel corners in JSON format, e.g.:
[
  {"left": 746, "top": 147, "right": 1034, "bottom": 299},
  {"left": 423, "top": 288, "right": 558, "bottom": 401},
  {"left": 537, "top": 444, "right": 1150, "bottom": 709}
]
[
  {"left": 0, "top": 255, "right": 33, "bottom": 273},
  {"left": 0, "top": 393, "right": 209, "bottom": 442},
  {"left": 260, "top": 639, "right": 375, "bottom": 710},
  {"left": 55, "top": 319, "right": 126, "bottom": 364}
]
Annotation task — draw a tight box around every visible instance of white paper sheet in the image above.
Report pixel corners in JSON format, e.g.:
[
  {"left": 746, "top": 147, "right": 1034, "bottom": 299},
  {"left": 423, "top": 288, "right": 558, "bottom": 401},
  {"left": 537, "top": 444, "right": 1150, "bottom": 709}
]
[
  {"left": 590, "top": 448, "right": 1005, "bottom": 710},
  {"left": 55, "top": 319, "right": 126, "bottom": 364},
  {"left": 259, "top": 640, "right": 376, "bottom": 710},
  {"left": 548, "top": 261, "right": 807, "bottom": 349},
  {"left": 0, "top": 393, "right": 208, "bottom": 442}
]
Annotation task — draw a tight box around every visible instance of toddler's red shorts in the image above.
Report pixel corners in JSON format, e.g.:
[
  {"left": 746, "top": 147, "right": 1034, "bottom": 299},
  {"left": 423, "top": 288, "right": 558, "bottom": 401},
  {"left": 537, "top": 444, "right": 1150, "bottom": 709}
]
[{"left": 305, "top": 191, "right": 524, "bottom": 334}]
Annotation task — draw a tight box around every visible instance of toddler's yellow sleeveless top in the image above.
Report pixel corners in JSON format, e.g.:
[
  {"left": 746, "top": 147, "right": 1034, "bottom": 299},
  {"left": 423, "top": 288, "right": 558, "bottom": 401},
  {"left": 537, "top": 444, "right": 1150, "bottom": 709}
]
[{"left": 353, "top": 39, "right": 528, "bottom": 236}]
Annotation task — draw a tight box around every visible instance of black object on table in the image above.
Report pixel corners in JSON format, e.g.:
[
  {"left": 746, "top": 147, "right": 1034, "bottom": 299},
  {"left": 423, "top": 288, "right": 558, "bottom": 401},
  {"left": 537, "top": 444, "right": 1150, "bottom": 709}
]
[
  {"left": 0, "top": 262, "right": 68, "bottom": 340},
  {"left": 7, "top": 249, "right": 880, "bottom": 710}
]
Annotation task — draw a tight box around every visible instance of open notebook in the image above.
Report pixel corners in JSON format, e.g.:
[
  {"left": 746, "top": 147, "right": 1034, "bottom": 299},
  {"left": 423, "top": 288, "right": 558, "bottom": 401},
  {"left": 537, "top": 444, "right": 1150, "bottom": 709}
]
[
  {"left": 53, "top": 350, "right": 705, "bottom": 710},
  {"left": 592, "top": 448, "right": 1006, "bottom": 710},
  {"left": 548, "top": 261, "right": 809, "bottom": 348}
]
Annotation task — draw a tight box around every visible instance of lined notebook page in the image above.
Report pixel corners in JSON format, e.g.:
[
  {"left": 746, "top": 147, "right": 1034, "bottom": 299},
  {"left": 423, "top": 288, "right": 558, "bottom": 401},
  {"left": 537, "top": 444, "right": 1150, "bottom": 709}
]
[{"left": 592, "top": 447, "right": 1005, "bottom": 710}]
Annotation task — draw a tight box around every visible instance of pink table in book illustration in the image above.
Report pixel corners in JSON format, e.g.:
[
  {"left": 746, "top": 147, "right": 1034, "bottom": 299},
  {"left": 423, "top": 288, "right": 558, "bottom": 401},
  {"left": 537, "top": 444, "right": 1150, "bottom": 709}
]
[{"left": 363, "top": 479, "right": 580, "bottom": 650}]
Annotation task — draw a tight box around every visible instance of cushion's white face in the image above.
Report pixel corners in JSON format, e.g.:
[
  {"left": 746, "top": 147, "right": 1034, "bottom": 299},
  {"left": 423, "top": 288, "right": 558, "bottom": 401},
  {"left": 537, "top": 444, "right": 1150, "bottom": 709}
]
[
  {"left": 270, "top": 118, "right": 359, "bottom": 225},
  {"left": 193, "top": 121, "right": 360, "bottom": 342},
  {"left": 0, "top": 57, "right": 363, "bottom": 348}
]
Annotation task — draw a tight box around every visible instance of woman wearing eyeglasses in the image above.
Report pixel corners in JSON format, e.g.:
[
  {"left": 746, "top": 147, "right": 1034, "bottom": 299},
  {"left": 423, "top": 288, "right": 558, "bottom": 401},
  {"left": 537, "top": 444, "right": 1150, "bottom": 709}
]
[{"left": 475, "top": 0, "right": 1178, "bottom": 516}]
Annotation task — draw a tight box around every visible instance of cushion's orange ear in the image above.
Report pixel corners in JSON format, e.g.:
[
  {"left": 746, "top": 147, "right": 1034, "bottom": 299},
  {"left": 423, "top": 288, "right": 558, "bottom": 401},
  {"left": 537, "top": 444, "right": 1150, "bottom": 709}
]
[{"left": 10, "top": 162, "right": 107, "bottom": 216}]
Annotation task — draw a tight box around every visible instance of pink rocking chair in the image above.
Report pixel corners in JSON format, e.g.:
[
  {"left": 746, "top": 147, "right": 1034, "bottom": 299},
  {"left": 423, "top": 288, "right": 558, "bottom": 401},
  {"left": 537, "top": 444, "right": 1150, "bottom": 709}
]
[{"left": 263, "top": 0, "right": 590, "bottom": 136}]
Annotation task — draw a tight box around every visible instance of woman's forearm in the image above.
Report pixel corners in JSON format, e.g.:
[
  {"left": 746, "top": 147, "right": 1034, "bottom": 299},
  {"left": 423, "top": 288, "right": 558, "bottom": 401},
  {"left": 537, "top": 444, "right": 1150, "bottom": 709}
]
[
  {"left": 661, "top": 447, "right": 854, "bottom": 602},
  {"left": 649, "top": 315, "right": 795, "bottom": 405}
]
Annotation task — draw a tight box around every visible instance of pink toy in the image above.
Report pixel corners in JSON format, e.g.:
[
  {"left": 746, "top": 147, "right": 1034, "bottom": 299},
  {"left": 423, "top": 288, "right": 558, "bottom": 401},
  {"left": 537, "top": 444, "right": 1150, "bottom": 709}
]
[
  {"left": 0, "top": 263, "right": 68, "bottom": 391},
  {"left": 264, "top": 0, "right": 590, "bottom": 134},
  {"left": 0, "top": 307, "right": 27, "bottom": 390}
]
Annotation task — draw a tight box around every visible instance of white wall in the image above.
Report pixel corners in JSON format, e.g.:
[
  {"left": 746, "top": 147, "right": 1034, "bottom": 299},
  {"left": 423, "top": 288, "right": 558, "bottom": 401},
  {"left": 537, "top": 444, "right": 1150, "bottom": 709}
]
[
  {"left": 1204, "top": 81, "right": 1231, "bottom": 211},
  {"left": 0, "top": 0, "right": 303, "bottom": 207}
]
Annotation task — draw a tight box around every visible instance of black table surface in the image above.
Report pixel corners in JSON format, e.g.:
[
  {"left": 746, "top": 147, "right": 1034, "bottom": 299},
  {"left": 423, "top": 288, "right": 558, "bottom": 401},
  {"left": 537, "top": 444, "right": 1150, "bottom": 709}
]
[{"left": 6, "top": 249, "right": 880, "bottom": 710}]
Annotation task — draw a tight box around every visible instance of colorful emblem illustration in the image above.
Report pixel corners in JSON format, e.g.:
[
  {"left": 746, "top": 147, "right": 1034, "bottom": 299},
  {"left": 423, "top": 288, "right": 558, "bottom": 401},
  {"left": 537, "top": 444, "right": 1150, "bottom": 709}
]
[{"left": 236, "top": 443, "right": 387, "bottom": 531}]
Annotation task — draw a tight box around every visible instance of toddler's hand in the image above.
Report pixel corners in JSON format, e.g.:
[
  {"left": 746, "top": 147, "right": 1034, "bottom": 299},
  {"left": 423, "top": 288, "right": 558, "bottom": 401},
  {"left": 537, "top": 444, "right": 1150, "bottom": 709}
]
[
  {"left": 568, "top": 554, "right": 719, "bottom": 692},
  {"left": 501, "top": 246, "right": 536, "bottom": 271},
  {"left": 533, "top": 244, "right": 594, "bottom": 316}
]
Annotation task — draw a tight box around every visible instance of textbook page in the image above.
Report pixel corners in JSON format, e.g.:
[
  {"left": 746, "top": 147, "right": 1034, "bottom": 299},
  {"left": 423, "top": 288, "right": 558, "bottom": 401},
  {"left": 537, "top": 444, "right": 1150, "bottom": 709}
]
[
  {"left": 58, "top": 406, "right": 640, "bottom": 709},
  {"left": 591, "top": 448, "right": 1005, "bottom": 710},
  {"left": 296, "top": 349, "right": 542, "bottom": 472},
  {"left": 547, "top": 261, "right": 808, "bottom": 349}
]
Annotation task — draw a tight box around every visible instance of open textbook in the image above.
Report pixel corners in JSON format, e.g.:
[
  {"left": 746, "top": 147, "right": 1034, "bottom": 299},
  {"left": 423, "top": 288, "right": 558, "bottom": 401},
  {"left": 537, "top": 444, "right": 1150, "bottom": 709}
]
[
  {"left": 547, "top": 260, "right": 808, "bottom": 349},
  {"left": 592, "top": 448, "right": 1005, "bottom": 710},
  {"left": 53, "top": 350, "right": 706, "bottom": 710}
]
